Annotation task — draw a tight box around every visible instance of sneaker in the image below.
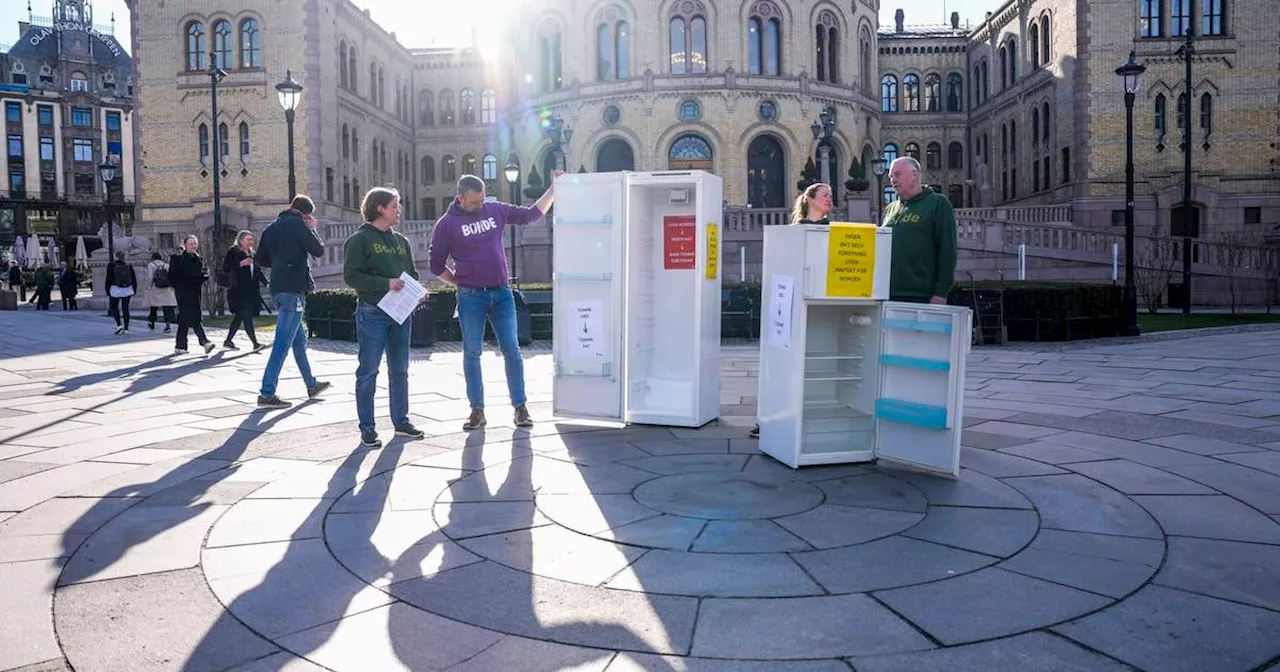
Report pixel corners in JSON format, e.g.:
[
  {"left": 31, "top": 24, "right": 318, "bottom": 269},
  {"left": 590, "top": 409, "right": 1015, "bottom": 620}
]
[
  {"left": 749, "top": 424, "right": 760, "bottom": 438},
  {"left": 113, "top": 326, "right": 124, "bottom": 335},
  {"left": 202, "top": 342, "right": 216, "bottom": 354},
  {"left": 224, "top": 341, "right": 239, "bottom": 350},
  {"left": 122, "top": 329, "right": 130, "bottom": 334},
  {"left": 163, "top": 325, "right": 171, "bottom": 333},
  {"left": 173, "top": 348, "right": 188, "bottom": 355},
  {"left": 148, "top": 321, "right": 155, "bottom": 330},
  {"left": 395, "top": 423, "right": 425, "bottom": 439},
  {"left": 307, "top": 381, "right": 331, "bottom": 399},
  {"left": 361, "top": 430, "right": 382, "bottom": 448},
  {"left": 257, "top": 394, "right": 291, "bottom": 409},
  {"left": 252, "top": 343, "right": 266, "bottom": 353},
  {"left": 463, "top": 408, "right": 486, "bottom": 431},
  {"left": 514, "top": 405, "right": 533, "bottom": 428}
]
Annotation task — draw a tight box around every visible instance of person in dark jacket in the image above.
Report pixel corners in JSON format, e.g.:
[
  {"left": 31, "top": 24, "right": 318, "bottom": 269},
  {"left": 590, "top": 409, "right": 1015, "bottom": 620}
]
[
  {"left": 57, "top": 261, "right": 78, "bottom": 310},
  {"left": 107, "top": 251, "right": 137, "bottom": 332},
  {"left": 255, "top": 195, "right": 330, "bottom": 407},
  {"left": 33, "top": 264, "right": 55, "bottom": 310},
  {"left": 170, "top": 235, "right": 216, "bottom": 355},
  {"left": 221, "top": 230, "right": 267, "bottom": 352}
]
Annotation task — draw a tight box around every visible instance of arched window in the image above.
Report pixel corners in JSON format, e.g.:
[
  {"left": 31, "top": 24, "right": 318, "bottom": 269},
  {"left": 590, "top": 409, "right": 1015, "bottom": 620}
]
[
  {"left": 883, "top": 143, "right": 899, "bottom": 164},
  {"left": 668, "top": 134, "right": 713, "bottom": 171},
  {"left": 339, "top": 41, "right": 348, "bottom": 88},
  {"left": 980, "top": 60, "right": 989, "bottom": 101},
  {"left": 596, "top": 7, "right": 631, "bottom": 81},
  {"left": 218, "top": 122, "right": 229, "bottom": 159},
  {"left": 480, "top": 89, "right": 497, "bottom": 124},
  {"left": 421, "top": 156, "right": 434, "bottom": 184},
  {"left": 239, "top": 19, "right": 260, "bottom": 68},
  {"left": 1032, "top": 107, "right": 1040, "bottom": 146},
  {"left": 378, "top": 67, "right": 386, "bottom": 109},
  {"left": 903, "top": 74, "right": 920, "bottom": 112},
  {"left": 1154, "top": 93, "right": 1167, "bottom": 138},
  {"left": 999, "top": 45, "right": 1008, "bottom": 89},
  {"left": 1042, "top": 102, "right": 1050, "bottom": 143},
  {"left": 368, "top": 61, "right": 377, "bottom": 103},
  {"left": 420, "top": 91, "right": 434, "bottom": 125},
  {"left": 1006, "top": 37, "right": 1018, "bottom": 85},
  {"left": 459, "top": 88, "right": 476, "bottom": 124},
  {"left": 748, "top": 2, "right": 783, "bottom": 76},
  {"left": 881, "top": 75, "right": 898, "bottom": 112},
  {"left": 482, "top": 153, "right": 498, "bottom": 182},
  {"left": 198, "top": 123, "right": 209, "bottom": 161},
  {"left": 859, "top": 28, "right": 872, "bottom": 94},
  {"left": 924, "top": 74, "right": 941, "bottom": 111},
  {"left": 537, "top": 23, "right": 563, "bottom": 92},
  {"left": 596, "top": 138, "right": 636, "bottom": 172},
  {"left": 905, "top": 142, "right": 920, "bottom": 160},
  {"left": 747, "top": 134, "right": 786, "bottom": 208},
  {"left": 439, "top": 89, "right": 454, "bottom": 125},
  {"left": 185, "top": 22, "right": 206, "bottom": 71},
  {"left": 1202, "top": 0, "right": 1223, "bottom": 35},
  {"left": 815, "top": 11, "right": 838, "bottom": 83},
  {"left": 1030, "top": 24, "right": 1040, "bottom": 69},
  {"left": 925, "top": 142, "right": 941, "bottom": 170},
  {"left": 1200, "top": 92, "right": 1213, "bottom": 137},
  {"left": 972, "top": 65, "right": 981, "bottom": 107},
  {"left": 669, "top": 5, "right": 708, "bottom": 75},
  {"left": 341, "top": 124, "right": 349, "bottom": 159},
  {"left": 946, "top": 73, "right": 963, "bottom": 111},
  {"left": 238, "top": 121, "right": 250, "bottom": 156},
  {"left": 69, "top": 71, "right": 87, "bottom": 91},
  {"left": 212, "top": 20, "right": 231, "bottom": 69},
  {"left": 461, "top": 154, "right": 477, "bottom": 176},
  {"left": 348, "top": 46, "right": 357, "bottom": 91},
  {"left": 1040, "top": 15, "right": 1051, "bottom": 64},
  {"left": 442, "top": 155, "right": 457, "bottom": 182},
  {"left": 947, "top": 141, "right": 963, "bottom": 170},
  {"left": 350, "top": 128, "right": 358, "bottom": 163}
]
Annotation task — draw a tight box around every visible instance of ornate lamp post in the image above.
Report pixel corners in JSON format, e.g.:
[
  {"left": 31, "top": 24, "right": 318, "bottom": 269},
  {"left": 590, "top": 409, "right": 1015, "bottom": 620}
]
[
  {"left": 1116, "top": 51, "right": 1146, "bottom": 336},
  {"left": 543, "top": 113, "right": 573, "bottom": 171},
  {"left": 504, "top": 158, "right": 521, "bottom": 284},
  {"left": 1175, "top": 26, "right": 1195, "bottom": 313},
  {"left": 208, "top": 52, "right": 228, "bottom": 250},
  {"left": 98, "top": 158, "right": 116, "bottom": 265},
  {"left": 810, "top": 106, "right": 837, "bottom": 193},
  {"left": 871, "top": 156, "right": 889, "bottom": 221},
  {"left": 275, "top": 70, "right": 304, "bottom": 200}
]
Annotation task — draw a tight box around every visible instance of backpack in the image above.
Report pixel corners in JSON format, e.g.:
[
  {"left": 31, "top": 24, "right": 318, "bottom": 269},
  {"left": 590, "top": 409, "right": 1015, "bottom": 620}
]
[
  {"left": 112, "top": 262, "right": 132, "bottom": 287},
  {"left": 152, "top": 263, "right": 171, "bottom": 289}
]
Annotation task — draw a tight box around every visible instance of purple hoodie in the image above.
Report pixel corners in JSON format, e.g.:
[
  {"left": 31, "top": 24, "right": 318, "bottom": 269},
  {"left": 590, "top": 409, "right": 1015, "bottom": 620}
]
[{"left": 428, "top": 199, "right": 545, "bottom": 288}]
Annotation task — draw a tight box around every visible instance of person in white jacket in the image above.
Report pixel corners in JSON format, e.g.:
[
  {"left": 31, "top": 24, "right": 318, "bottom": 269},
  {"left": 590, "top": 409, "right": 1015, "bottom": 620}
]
[{"left": 143, "top": 251, "right": 178, "bottom": 332}]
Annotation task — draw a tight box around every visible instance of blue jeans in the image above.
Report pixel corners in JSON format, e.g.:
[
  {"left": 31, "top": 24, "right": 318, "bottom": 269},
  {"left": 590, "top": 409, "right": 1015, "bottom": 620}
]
[
  {"left": 456, "top": 286, "right": 525, "bottom": 410},
  {"left": 259, "top": 292, "right": 317, "bottom": 396},
  {"left": 355, "top": 303, "right": 411, "bottom": 434}
]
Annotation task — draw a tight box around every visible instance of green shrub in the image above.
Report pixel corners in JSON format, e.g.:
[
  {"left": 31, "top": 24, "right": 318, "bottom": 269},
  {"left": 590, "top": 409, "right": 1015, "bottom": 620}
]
[{"left": 949, "top": 282, "right": 1122, "bottom": 341}]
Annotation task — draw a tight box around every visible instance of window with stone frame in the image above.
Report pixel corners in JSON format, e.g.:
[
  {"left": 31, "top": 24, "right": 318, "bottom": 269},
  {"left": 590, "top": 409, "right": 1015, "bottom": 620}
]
[
  {"left": 596, "top": 6, "right": 631, "bottom": 81},
  {"left": 669, "top": 1, "right": 709, "bottom": 75},
  {"left": 186, "top": 21, "right": 206, "bottom": 71},
  {"left": 814, "top": 11, "right": 838, "bottom": 83},
  {"left": 747, "top": 1, "right": 783, "bottom": 76}
]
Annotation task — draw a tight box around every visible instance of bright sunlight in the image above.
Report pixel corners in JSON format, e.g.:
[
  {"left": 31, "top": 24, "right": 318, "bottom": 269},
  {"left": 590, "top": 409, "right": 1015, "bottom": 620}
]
[{"left": 363, "top": 0, "right": 521, "bottom": 58}]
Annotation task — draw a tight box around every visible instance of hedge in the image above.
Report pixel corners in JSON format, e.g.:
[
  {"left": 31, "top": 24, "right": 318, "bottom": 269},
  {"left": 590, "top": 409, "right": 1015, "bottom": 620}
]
[{"left": 948, "top": 282, "right": 1122, "bottom": 341}]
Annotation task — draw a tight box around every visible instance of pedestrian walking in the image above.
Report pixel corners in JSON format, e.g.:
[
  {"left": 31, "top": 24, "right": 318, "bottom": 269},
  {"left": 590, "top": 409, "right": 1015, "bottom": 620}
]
[
  {"left": 144, "top": 251, "right": 177, "bottom": 332},
  {"left": 57, "top": 261, "right": 78, "bottom": 310},
  {"left": 107, "top": 251, "right": 137, "bottom": 333},
  {"left": 33, "top": 264, "right": 54, "bottom": 311},
  {"left": 170, "top": 235, "right": 216, "bottom": 355},
  {"left": 221, "top": 230, "right": 267, "bottom": 352}
]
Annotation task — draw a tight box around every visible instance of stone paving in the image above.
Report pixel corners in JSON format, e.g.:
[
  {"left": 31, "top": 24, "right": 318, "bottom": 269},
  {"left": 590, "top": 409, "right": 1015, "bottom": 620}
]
[{"left": 2, "top": 309, "right": 1280, "bottom": 671}]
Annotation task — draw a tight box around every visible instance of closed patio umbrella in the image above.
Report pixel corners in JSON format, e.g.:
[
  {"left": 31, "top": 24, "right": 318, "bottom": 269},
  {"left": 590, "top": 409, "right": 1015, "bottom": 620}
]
[
  {"left": 13, "top": 235, "right": 25, "bottom": 266},
  {"left": 25, "top": 235, "right": 40, "bottom": 269},
  {"left": 74, "top": 236, "right": 88, "bottom": 269}
]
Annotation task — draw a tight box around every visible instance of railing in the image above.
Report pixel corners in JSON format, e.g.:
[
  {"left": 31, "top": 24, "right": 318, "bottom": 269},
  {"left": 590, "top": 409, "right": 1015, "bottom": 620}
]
[{"left": 955, "top": 205, "right": 1072, "bottom": 224}]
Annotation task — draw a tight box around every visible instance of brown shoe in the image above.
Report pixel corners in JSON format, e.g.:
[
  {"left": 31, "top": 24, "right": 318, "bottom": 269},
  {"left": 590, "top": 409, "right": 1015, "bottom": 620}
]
[
  {"left": 514, "top": 405, "right": 533, "bottom": 427},
  {"left": 463, "top": 408, "right": 486, "bottom": 431}
]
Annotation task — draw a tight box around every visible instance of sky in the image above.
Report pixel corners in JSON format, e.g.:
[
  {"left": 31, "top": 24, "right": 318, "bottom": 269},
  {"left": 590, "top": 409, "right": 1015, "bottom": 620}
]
[{"left": 1, "top": 0, "right": 993, "bottom": 54}]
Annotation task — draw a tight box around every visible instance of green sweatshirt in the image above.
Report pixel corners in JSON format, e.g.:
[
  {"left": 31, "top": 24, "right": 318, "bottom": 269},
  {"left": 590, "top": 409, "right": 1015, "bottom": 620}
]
[
  {"left": 882, "top": 187, "right": 958, "bottom": 301},
  {"left": 343, "top": 223, "right": 421, "bottom": 305}
]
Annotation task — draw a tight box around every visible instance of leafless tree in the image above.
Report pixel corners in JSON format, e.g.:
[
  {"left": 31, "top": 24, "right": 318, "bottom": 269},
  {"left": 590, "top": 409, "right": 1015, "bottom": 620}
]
[
  {"left": 1133, "top": 225, "right": 1179, "bottom": 314},
  {"left": 1215, "top": 231, "right": 1262, "bottom": 315}
]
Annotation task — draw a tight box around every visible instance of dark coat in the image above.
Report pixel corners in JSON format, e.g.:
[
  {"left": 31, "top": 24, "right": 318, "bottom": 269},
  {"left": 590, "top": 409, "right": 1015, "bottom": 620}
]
[
  {"left": 57, "top": 268, "right": 78, "bottom": 297},
  {"left": 257, "top": 208, "right": 324, "bottom": 295},
  {"left": 169, "top": 250, "right": 208, "bottom": 320},
  {"left": 222, "top": 247, "right": 267, "bottom": 315}
]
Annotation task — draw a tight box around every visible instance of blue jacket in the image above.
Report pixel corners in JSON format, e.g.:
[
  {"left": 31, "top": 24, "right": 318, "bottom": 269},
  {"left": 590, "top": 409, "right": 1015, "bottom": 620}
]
[{"left": 257, "top": 208, "right": 324, "bottom": 294}]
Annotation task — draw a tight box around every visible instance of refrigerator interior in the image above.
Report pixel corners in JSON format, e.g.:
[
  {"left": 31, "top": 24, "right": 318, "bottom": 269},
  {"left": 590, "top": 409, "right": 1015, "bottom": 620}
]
[
  {"left": 624, "top": 183, "right": 700, "bottom": 419},
  {"left": 800, "top": 302, "right": 880, "bottom": 456},
  {"left": 876, "top": 307, "right": 957, "bottom": 429}
]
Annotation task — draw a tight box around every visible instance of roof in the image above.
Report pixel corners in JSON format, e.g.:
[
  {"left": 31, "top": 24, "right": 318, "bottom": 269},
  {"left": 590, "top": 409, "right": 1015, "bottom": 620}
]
[
  {"left": 5, "top": 23, "right": 131, "bottom": 67},
  {"left": 879, "top": 25, "right": 971, "bottom": 39}
]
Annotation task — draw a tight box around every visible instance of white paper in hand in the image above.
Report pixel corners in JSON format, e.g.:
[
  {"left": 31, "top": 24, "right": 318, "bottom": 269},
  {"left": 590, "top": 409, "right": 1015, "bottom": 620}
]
[{"left": 377, "top": 272, "right": 429, "bottom": 324}]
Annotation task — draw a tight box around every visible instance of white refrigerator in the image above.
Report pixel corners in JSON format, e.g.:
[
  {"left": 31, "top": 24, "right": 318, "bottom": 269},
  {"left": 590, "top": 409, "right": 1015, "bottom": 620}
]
[
  {"left": 550, "top": 170, "right": 724, "bottom": 428},
  {"left": 757, "top": 223, "right": 972, "bottom": 477}
]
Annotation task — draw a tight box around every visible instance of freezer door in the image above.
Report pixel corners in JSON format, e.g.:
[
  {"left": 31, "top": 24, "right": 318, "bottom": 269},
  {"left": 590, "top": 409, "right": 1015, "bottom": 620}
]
[
  {"left": 551, "top": 173, "right": 626, "bottom": 422},
  {"left": 873, "top": 301, "right": 972, "bottom": 478}
]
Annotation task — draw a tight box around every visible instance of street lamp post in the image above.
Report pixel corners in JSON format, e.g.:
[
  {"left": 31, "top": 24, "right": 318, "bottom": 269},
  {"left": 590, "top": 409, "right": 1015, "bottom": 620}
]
[
  {"left": 504, "top": 159, "right": 521, "bottom": 285},
  {"left": 1117, "top": 51, "right": 1146, "bottom": 337},
  {"left": 98, "top": 158, "right": 116, "bottom": 266},
  {"left": 809, "top": 106, "right": 837, "bottom": 193},
  {"left": 871, "top": 157, "right": 888, "bottom": 221},
  {"left": 543, "top": 113, "right": 573, "bottom": 172},
  {"left": 1175, "top": 26, "right": 1195, "bottom": 314},
  {"left": 208, "top": 52, "right": 228, "bottom": 251},
  {"left": 275, "top": 70, "right": 304, "bottom": 200}
]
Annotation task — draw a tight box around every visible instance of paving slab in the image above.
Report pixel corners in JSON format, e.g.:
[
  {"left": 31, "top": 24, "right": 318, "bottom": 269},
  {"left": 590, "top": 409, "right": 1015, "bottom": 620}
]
[
  {"left": 1004, "top": 474, "right": 1163, "bottom": 539},
  {"left": 1066, "top": 459, "right": 1219, "bottom": 495},
  {"left": 459, "top": 524, "right": 647, "bottom": 587},
  {"left": 774, "top": 504, "right": 923, "bottom": 549},
  {"left": 958, "top": 447, "right": 1068, "bottom": 477},
  {"left": 1053, "top": 585, "right": 1280, "bottom": 672},
  {"left": 901, "top": 506, "right": 1039, "bottom": 557},
  {"left": 608, "top": 653, "right": 847, "bottom": 671},
  {"left": 815, "top": 473, "right": 928, "bottom": 513},
  {"left": 0, "top": 461, "right": 141, "bottom": 511},
  {"left": 1162, "top": 462, "right": 1280, "bottom": 514},
  {"left": 851, "top": 631, "right": 1131, "bottom": 672},
  {"left": 792, "top": 535, "right": 998, "bottom": 594},
  {"left": 1132, "top": 494, "right": 1280, "bottom": 544},
  {"left": 894, "top": 469, "right": 1034, "bottom": 509},
  {"left": 58, "top": 503, "right": 228, "bottom": 585},
  {"left": 605, "top": 549, "right": 822, "bottom": 597},
  {"left": 1154, "top": 536, "right": 1280, "bottom": 611},
  {"left": 0, "top": 559, "right": 63, "bottom": 670}
]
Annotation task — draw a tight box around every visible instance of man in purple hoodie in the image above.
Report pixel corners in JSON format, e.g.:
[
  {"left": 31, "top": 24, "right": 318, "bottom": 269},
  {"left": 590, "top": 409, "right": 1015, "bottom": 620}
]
[{"left": 429, "top": 171, "right": 564, "bottom": 430}]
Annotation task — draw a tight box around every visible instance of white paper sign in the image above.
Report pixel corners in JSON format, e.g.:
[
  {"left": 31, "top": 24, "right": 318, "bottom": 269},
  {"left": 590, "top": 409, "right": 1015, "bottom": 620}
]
[
  {"left": 376, "top": 272, "right": 429, "bottom": 325},
  {"left": 767, "top": 274, "right": 795, "bottom": 351},
  {"left": 568, "top": 300, "right": 607, "bottom": 359}
]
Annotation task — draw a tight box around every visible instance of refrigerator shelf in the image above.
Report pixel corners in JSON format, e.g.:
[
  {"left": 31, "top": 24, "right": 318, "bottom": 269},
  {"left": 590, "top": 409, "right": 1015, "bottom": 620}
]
[
  {"left": 878, "top": 354, "right": 951, "bottom": 372},
  {"left": 804, "top": 353, "right": 865, "bottom": 361},
  {"left": 882, "top": 317, "right": 953, "bottom": 335}
]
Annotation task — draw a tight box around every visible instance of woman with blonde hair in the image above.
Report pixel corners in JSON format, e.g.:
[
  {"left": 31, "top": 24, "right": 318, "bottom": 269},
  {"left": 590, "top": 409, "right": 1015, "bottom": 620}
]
[{"left": 221, "top": 229, "right": 267, "bottom": 351}]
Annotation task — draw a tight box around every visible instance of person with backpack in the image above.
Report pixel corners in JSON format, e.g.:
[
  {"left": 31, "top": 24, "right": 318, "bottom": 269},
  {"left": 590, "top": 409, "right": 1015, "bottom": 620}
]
[
  {"left": 144, "top": 251, "right": 177, "bottom": 332},
  {"left": 170, "top": 235, "right": 216, "bottom": 355},
  {"left": 107, "top": 251, "right": 137, "bottom": 334}
]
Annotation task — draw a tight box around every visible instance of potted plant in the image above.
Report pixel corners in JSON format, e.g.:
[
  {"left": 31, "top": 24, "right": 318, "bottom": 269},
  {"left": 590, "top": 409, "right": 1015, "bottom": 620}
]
[{"left": 844, "top": 157, "right": 869, "bottom": 192}]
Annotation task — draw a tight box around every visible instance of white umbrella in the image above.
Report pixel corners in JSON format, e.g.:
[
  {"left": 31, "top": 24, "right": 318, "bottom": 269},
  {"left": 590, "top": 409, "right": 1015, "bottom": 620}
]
[
  {"left": 13, "top": 235, "right": 25, "bottom": 266},
  {"left": 25, "top": 235, "right": 40, "bottom": 269},
  {"left": 48, "top": 241, "right": 59, "bottom": 267},
  {"left": 74, "top": 236, "right": 87, "bottom": 268}
]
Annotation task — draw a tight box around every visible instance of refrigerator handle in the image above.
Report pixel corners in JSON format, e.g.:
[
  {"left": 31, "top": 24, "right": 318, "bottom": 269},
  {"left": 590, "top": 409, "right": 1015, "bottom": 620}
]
[{"left": 802, "top": 265, "right": 812, "bottom": 296}]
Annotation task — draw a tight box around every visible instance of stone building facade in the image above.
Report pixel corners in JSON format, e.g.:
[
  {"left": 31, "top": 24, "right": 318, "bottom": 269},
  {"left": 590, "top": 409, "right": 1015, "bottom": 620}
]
[{"left": 0, "top": 0, "right": 136, "bottom": 258}]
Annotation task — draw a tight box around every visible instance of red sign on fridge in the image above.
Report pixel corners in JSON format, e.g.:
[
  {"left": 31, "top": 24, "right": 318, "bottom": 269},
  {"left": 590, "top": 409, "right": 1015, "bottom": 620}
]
[{"left": 663, "top": 215, "right": 697, "bottom": 270}]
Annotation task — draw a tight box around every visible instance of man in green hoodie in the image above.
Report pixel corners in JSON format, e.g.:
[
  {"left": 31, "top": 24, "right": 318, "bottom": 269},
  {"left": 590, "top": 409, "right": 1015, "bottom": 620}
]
[
  {"left": 881, "top": 156, "right": 958, "bottom": 304},
  {"left": 343, "top": 187, "right": 426, "bottom": 448}
]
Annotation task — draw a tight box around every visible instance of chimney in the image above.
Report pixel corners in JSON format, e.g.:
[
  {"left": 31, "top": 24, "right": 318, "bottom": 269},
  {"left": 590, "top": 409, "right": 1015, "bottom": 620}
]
[
  {"left": 895, "top": 9, "right": 905, "bottom": 33},
  {"left": 951, "top": 12, "right": 960, "bottom": 29}
]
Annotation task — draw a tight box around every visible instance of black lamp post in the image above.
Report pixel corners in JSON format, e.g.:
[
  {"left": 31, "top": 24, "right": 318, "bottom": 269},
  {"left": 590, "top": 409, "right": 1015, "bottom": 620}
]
[
  {"left": 504, "top": 158, "right": 520, "bottom": 284},
  {"left": 810, "top": 106, "right": 837, "bottom": 194},
  {"left": 871, "top": 157, "right": 888, "bottom": 221},
  {"left": 98, "top": 158, "right": 116, "bottom": 267},
  {"left": 1175, "top": 26, "right": 1195, "bottom": 314},
  {"left": 544, "top": 113, "right": 573, "bottom": 171},
  {"left": 275, "top": 70, "right": 304, "bottom": 200},
  {"left": 208, "top": 51, "right": 228, "bottom": 251},
  {"left": 1117, "top": 51, "right": 1146, "bottom": 337}
]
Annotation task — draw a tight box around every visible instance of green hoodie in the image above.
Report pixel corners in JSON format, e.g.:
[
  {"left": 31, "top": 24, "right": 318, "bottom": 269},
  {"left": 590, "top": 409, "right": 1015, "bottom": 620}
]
[
  {"left": 882, "top": 187, "right": 958, "bottom": 301},
  {"left": 343, "top": 223, "right": 420, "bottom": 305}
]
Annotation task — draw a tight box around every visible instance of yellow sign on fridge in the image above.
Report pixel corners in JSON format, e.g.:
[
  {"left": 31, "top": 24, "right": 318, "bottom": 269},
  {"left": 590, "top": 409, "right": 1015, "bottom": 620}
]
[
  {"left": 825, "top": 222, "right": 877, "bottom": 297},
  {"left": 705, "top": 222, "right": 719, "bottom": 280}
]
